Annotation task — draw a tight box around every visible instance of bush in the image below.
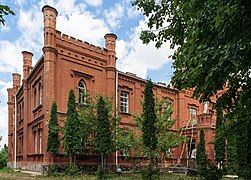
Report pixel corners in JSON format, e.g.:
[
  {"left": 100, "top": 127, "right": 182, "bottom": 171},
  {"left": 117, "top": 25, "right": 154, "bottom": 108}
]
[
  {"left": 47, "top": 164, "right": 60, "bottom": 176},
  {"left": 0, "top": 145, "right": 8, "bottom": 169},
  {"left": 141, "top": 166, "right": 160, "bottom": 180},
  {"left": 65, "top": 165, "right": 81, "bottom": 176},
  {"left": 205, "top": 163, "right": 223, "bottom": 180},
  {"left": 96, "top": 165, "right": 109, "bottom": 180}
]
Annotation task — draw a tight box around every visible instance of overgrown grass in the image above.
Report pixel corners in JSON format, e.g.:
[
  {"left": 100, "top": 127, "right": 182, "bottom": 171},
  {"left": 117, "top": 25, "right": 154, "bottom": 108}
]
[{"left": 0, "top": 169, "right": 243, "bottom": 180}]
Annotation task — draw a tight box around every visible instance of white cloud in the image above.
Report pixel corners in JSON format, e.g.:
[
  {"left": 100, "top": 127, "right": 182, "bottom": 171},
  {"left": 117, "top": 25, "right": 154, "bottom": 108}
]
[
  {"left": 0, "top": 80, "right": 12, "bottom": 149},
  {"left": 57, "top": 11, "right": 109, "bottom": 46},
  {"left": 84, "top": 0, "right": 102, "bottom": 7},
  {"left": 0, "top": 106, "right": 8, "bottom": 149},
  {"left": 104, "top": 3, "right": 125, "bottom": 29},
  {"left": 116, "top": 18, "right": 174, "bottom": 78},
  {"left": 15, "top": 0, "right": 25, "bottom": 6},
  {"left": 0, "top": 41, "right": 23, "bottom": 73}
]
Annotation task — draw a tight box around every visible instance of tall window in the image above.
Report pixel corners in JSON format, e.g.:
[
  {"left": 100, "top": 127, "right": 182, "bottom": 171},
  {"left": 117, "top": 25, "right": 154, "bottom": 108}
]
[
  {"left": 190, "top": 108, "right": 197, "bottom": 125},
  {"left": 34, "top": 88, "right": 37, "bottom": 108},
  {"left": 34, "top": 131, "right": 37, "bottom": 154},
  {"left": 78, "top": 80, "right": 86, "bottom": 105},
  {"left": 120, "top": 91, "right": 129, "bottom": 113},
  {"left": 39, "top": 129, "right": 42, "bottom": 153},
  {"left": 39, "top": 83, "right": 42, "bottom": 105}
]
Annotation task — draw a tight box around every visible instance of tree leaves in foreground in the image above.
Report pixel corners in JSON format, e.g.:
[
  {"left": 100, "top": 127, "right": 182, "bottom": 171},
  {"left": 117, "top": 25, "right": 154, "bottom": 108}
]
[
  {"left": 47, "top": 101, "right": 60, "bottom": 161},
  {"left": 133, "top": 1, "right": 251, "bottom": 178},
  {"left": 0, "top": 5, "right": 15, "bottom": 26},
  {"left": 196, "top": 130, "right": 207, "bottom": 179}
]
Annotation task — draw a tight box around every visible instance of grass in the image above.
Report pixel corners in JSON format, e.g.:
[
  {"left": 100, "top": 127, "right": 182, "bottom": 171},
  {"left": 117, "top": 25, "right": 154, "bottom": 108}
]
[
  {"left": 0, "top": 168, "right": 199, "bottom": 180},
  {"left": 0, "top": 168, "right": 243, "bottom": 180}
]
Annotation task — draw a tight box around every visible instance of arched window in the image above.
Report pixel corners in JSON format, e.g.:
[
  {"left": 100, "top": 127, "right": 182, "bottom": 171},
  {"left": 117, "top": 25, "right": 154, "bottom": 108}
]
[
  {"left": 78, "top": 80, "right": 86, "bottom": 105},
  {"left": 39, "top": 83, "right": 42, "bottom": 105},
  {"left": 34, "top": 88, "right": 37, "bottom": 108}
]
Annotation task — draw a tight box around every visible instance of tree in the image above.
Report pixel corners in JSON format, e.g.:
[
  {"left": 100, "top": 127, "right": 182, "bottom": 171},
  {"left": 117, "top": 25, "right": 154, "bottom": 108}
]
[
  {"left": 63, "top": 90, "right": 82, "bottom": 167},
  {"left": 0, "top": 5, "right": 15, "bottom": 25},
  {"left": 94, "top": 96, "right": 113, "bottom": 170},
  {"left": 142, "top": 80, "right": 157, "bottom": 169},
  {"left": 133, "top": 0, "right": 251, "bottom": 104},
  {"left": 0, "top": 136, "right": 8, "bottom": 169},
  {"left": 214, "top": 107, "right": 225, "bottom": 169},
  {"left": 133, "top": 1, "right": 251, "bottom": 178},
  {"left": 196, "top": 129, "right": 207, "bottom": 179},
  {"left": 133, "top": 80, "right": 184, "bottom": 179},
  {"left": 47, "top": 101, "right": 60, "bottom": 162}
]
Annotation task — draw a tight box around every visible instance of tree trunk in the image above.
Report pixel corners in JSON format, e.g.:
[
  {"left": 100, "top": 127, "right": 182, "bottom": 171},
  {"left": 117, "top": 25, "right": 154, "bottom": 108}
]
[
  {"left": 73, "top": 155, "right": 76, "bottom": 166},
  {"left": 101, "top": 153, "right": 104, "bottom": 168},
  {"left": 69, "top": 154, "right": 72, "bottom": 168}
]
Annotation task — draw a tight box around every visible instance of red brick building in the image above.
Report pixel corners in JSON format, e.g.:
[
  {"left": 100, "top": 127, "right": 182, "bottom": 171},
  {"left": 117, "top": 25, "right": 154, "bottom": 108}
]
[{"left": 7, "top": 5, "right": 217, "bottom": 172}]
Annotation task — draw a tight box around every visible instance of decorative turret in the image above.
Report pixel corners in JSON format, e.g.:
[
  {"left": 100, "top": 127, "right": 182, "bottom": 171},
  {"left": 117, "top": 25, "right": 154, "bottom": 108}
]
[
  {"left": 12, "top": 73, "right": 21, "bottom": 92},
  {"left": 42, "top": 5, "right": 58, "bottom": 48},
  {"left": 42, "top": 5, "right": 58, "bottom": 163},
  {"left": 22, "top": 51, "right": 33, "bottom": 79},
  {"left": 104, "top": 33, "right": 117, "bottom": 68}
]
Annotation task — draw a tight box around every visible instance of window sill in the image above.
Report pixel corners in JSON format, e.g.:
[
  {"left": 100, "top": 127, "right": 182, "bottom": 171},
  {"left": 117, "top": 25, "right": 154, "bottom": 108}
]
[
  {"left": 32, "top": 104, "right": 43, "bottom": 113},
  {"left": 119, "top": 112, "right": 131, "bottom": 116},
  {"left": 27, "top": 153, "right": 44, "bottom": 157}
]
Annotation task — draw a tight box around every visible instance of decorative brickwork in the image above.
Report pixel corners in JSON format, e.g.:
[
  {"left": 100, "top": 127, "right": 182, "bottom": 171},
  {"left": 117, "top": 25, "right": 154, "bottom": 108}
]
[{"left": 7, "top": 5, "right": 217, "bottom": 172}]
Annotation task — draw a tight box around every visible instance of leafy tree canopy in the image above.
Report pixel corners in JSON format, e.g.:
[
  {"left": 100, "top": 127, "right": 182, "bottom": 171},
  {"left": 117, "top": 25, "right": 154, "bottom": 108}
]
[
  {"left": 133, "top": 0, "right": 251, "bottom": 108},
  {"left": 0, "top": 5, "right": 15, "bottom": 26}
]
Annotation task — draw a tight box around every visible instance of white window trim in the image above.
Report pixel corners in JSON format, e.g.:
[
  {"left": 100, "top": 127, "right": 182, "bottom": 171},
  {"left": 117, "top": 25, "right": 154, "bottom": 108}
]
[{"left": 120, "top": 91, "right": 129, "bottom": 113}]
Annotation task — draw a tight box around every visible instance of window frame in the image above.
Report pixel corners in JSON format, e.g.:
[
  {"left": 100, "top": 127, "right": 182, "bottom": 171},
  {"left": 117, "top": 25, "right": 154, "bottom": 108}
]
[
  {"left": 189, "top": 108, "right": 197, "bottom": 125},
  {"left": 120, "top": 91, "right": 129, "bottom": 113},
  {"left": 78, "top": 80, "right": 86, "bottom": 105}
]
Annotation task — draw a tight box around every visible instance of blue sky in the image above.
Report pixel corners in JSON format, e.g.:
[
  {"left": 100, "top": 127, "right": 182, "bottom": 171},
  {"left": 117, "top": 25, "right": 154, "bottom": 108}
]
[{"left": 0, "top": 0, "right": 174, "bottom": 148}]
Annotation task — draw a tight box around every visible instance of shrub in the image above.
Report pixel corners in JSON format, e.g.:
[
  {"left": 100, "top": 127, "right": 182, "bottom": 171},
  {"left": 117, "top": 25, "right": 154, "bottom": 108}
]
[
  {"left": 47, "top": 164, "right": 60, "bottom": 176},
  {"left": 141, "top": 166, "right": 160, "bottom": 180},
  {"left": 96, "top": 165, "right": 109, "bottom": 180},
  {"left": 65, "top": 165, "right": 81, "bottom": 176}
]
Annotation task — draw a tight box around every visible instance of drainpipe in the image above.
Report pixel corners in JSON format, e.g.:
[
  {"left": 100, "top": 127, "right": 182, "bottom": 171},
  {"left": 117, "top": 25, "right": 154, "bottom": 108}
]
[
  {"left": 115, "top": 70, "right": 118, "bottom": 168},
  {"left": 14, "top": 95, "right": 17, "bottom": 169}
]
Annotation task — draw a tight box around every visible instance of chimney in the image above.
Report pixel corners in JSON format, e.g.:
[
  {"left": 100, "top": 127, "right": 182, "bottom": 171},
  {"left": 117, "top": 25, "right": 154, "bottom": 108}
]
[
  {"left": 7, "top": 88, "right": 14, "bottom": 103},
  {"left": 104, "top": 33, "right": 117, "bottom": 68},
  {"left": 12, "top": 73, "right": 21, "bottom": 92},
  {"left": 22, "top": 51, "right": 33, "bottom": 79}
]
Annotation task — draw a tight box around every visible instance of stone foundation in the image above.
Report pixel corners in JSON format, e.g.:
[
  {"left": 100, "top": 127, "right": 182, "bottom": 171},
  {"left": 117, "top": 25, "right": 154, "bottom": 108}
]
[{"left": 7, "top": 161, "right": 48, "bottom": 173}]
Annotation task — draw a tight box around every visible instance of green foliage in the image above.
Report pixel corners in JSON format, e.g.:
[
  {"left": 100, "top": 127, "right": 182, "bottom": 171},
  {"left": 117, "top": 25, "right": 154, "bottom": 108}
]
[
  {"left": 96, "top": 165, "right": 109, "bottom": 180},
  {"left": 214, "top": 107, "right": 225, "bottom": 166},
  {"left": 133, "top": 0, "right": 251, "bottom": 104},
  {"left": 142, "top": 80, "right": 157, "bottom": 163},
  {"left": 94, "top": 96, "right": 113, "bottom": 155},
  {"left": 133, "top": 1, "right": 251, "bottom": 177},
  {"left": 196, "top": 129, "right": 207, "bottom": 179},
  {"left": 47, "top": 101, "right": 60, "bottom": 158},
  {"left": 0, "top": 144, "right": 8, "bottom": 169},
  {"left": 65, "top": 164, "right": 81, "bottom": 176},
  {"left": 134, "top": 93, "right": 184, "bottom": 159},
  {"left": 0, "top": 5, "right": 15, "bottom": 26},
  {"left": 47, "top": 164, "right": 60, "bottom": 176},
  {"left": 141, "top": 166, "right": 160, "bottom": 180},
  {"left": 63, "top": 90, "right": 83, "bottom": 166},
  {"left": 225, "top": 130, "right": 237, "bottom": 175},
  {"left": 133, "top": 80, "right": 184, "bottom": 178}
]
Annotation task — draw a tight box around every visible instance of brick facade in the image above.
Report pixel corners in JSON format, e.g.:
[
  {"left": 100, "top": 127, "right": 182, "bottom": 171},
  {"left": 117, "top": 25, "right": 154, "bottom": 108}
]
[{"left": 7, "top": 5, "right": 217, "bottom": 172}]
